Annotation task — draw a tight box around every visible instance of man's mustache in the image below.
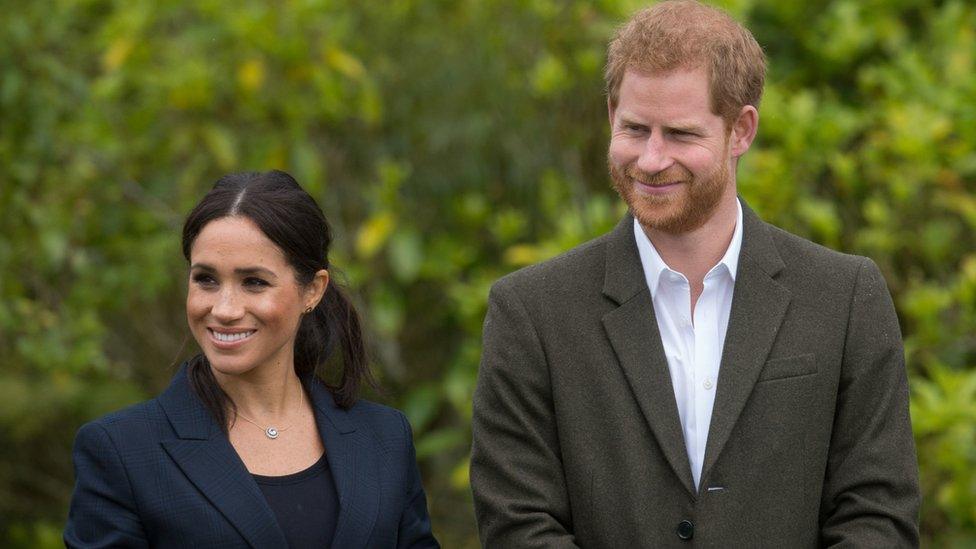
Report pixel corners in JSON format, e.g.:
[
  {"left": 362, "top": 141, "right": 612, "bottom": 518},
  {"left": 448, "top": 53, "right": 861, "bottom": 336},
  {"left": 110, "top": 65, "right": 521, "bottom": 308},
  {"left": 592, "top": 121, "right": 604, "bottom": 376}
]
[{"left": 624, "top": 165, "right": 692, "bottom": 186}]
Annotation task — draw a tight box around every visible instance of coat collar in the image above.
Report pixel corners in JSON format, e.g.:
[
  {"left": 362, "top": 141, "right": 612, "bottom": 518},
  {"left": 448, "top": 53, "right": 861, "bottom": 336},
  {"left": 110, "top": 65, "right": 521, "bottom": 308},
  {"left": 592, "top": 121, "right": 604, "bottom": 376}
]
[
  {"left": 307, "top": 375, "right": 381, "bottom": 548},
  {"left": 603, "top": 201, "right": 784, "bottom": 303},
  {"left": 601, "top": 201, "right": 791, "bottom": 498},
  {"left": 157, "top": 363, "right": 379, "bottom": 548},
  {"left": 701, "top": 203, "right": 790, "bottom": 490}
]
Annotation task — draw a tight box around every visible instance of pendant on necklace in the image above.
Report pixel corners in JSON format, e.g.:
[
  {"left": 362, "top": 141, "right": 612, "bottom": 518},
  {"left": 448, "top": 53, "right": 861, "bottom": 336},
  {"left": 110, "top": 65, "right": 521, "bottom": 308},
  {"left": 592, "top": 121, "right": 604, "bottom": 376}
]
[{"left": 266, "top": 427, "right": 279, "bottom": 439}]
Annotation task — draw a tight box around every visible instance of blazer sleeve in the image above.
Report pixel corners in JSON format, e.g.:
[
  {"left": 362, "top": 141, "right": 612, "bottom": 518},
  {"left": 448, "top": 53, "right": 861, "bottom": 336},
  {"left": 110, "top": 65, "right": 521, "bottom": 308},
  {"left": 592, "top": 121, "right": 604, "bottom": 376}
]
[
  {"left": 395, "top": 412, "right": 440, "bottom": 549},
  {"left": 64, "top": 421, "right": 149, "bottom": 549},
  {"left": 819, "top": 257, "right": 921, "bottom": 547},
  {"left": 470, "top": 280, "right": 582, "bottom": 548}
]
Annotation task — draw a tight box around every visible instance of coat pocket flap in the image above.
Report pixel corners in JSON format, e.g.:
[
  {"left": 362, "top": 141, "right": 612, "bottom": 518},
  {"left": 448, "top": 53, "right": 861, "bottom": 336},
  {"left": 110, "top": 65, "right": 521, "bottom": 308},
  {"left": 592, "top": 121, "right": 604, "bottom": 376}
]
[{"left": 758, "top": 353, "right": 817, "bottom": 382}]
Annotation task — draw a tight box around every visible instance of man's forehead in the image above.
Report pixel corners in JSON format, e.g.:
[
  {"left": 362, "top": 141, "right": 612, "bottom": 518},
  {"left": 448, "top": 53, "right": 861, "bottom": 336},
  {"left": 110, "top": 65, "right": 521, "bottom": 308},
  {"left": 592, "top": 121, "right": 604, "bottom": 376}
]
[
  {"left": 615, "top": 68, "right": 714, "bottom": 119},
  {"left": 619, "top": 66, "right": 710, "bottom": 90}
]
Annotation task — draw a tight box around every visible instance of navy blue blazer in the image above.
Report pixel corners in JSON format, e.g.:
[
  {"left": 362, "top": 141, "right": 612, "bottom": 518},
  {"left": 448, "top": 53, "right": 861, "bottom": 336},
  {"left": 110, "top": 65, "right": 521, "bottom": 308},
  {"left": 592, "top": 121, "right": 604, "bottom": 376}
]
[{"left": 65, "top": 365, "right": 439, "bottom": 548}]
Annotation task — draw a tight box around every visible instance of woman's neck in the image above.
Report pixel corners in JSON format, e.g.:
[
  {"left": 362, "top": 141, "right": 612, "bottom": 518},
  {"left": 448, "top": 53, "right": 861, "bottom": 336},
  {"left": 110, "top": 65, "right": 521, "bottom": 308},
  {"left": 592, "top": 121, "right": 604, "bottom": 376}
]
[{"left": 213, "top": 360, "right": 305, "bottom": 420}]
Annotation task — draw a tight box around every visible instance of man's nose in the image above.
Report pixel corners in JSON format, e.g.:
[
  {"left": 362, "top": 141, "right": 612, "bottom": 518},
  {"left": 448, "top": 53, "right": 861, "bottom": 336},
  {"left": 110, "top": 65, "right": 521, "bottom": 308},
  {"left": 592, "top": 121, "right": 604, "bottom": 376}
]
[
  {"left": 211, "top": 288, "right": 245, "bottom": 321},
  {"left": 636, "top": 132, "right": 674, "bottom": 174}
]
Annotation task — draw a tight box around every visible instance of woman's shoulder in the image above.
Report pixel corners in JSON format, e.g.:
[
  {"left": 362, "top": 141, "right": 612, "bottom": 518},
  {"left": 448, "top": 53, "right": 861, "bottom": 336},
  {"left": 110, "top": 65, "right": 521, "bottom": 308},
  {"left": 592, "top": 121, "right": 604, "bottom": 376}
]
[
  {"left": 306, "top": 377, "right": 411, "bottom": 437},
  {"left": 346, "top": 397, "right": 404, "bottom": 419},
  {"left": 341, "top": 399, "right": 422, "bottom": 467},
  {"left": 345, "top": 398, "right": 412, "bottom": 435},
  {"left": 76, "top": 398, "right": 168, "bottom": 444},
  {"left": 314, "top": 388, "right": 416, "bottom": 452}
]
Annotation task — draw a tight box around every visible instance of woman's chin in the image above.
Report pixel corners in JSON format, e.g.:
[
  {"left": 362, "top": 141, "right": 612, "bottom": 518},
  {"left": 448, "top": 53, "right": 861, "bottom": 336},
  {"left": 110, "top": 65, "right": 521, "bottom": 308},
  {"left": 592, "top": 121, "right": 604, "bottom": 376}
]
[{"left": 204, "top": 356, "right": 257, "bottom": 378}]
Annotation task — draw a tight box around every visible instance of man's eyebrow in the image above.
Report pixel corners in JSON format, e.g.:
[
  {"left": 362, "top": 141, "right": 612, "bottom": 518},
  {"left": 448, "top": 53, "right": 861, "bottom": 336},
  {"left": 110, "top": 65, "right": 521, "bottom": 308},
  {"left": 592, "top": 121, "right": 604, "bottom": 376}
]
[
  {"left": 666, "top": 123, "right": 707, "bottom": 134},
  {"left": 614, "top": 114, "right": 706, "bottom": 134},
  {"left": 615, "top": 114, "right": 648, "bottom": 127}
]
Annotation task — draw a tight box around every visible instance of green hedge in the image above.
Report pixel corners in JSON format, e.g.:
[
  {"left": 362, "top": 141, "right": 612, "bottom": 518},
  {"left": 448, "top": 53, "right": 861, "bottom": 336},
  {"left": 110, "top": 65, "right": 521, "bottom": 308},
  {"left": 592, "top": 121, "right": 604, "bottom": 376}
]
[{"left": 1, "top": 1, "right": 973, "bottom": 546}]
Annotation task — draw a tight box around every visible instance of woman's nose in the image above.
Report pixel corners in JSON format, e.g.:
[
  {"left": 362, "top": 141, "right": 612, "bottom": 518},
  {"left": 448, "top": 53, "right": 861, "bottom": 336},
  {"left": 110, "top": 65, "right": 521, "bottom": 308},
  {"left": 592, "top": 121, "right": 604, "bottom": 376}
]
[{"left": 211, "top": 288, "right": 245, "bottom": 321}]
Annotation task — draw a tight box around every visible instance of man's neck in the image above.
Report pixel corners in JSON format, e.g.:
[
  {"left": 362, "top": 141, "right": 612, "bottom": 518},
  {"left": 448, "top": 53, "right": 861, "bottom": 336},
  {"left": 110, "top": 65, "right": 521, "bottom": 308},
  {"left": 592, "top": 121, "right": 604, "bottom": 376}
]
[{"left": 641, "top": 193, "right": 739, "bottom": 289}]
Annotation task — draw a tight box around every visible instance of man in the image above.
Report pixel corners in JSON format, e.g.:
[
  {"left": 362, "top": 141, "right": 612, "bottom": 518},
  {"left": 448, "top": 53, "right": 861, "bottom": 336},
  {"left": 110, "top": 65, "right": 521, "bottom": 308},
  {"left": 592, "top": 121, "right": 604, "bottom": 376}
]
[{"left": 470, "top": 1, "right": 920, "bottom": 547}]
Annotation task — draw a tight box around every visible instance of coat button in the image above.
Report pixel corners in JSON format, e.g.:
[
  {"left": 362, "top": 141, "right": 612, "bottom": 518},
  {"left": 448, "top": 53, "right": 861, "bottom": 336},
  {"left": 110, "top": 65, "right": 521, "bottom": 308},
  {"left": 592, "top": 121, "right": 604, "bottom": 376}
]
[{"left": 676, "top": 520, "right": 694, "bottom": 540}]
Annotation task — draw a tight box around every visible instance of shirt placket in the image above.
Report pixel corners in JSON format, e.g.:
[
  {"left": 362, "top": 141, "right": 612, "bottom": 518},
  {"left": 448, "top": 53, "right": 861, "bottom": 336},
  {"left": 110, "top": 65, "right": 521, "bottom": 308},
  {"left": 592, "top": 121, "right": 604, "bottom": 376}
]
[
  {"left": 671, "top": 273, "right": 700, "bottom": 486},
  {"left": 693, "top": 275, "right": 719, "bottom": 481}
]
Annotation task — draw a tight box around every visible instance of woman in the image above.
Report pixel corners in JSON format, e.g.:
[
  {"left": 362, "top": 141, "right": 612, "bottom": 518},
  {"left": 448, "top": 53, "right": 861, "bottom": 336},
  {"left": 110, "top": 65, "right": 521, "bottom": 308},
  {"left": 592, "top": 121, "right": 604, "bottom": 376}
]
[{"left": 65, "top": 171, "right": 439, "bottom": 548}]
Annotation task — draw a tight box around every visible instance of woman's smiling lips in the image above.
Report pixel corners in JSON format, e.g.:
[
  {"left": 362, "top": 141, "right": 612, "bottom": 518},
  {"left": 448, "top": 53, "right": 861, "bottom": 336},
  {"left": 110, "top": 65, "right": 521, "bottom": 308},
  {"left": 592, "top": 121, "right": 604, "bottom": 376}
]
[{"left": 207, "top": 328, "right": 256, "bottom": 350}]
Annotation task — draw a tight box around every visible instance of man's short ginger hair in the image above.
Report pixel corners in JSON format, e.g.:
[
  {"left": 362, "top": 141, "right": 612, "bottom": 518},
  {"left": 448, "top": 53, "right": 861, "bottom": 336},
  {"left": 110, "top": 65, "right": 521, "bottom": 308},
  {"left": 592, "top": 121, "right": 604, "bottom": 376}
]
[{"left": 605, "top": 0, "right": 766, "bottom": 126}]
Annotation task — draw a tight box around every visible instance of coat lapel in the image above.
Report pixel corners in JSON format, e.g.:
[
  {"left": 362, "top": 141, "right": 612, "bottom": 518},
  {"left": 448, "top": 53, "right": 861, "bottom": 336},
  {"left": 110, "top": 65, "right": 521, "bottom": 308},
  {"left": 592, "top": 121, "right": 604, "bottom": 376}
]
[
  {"left": 602, "top": 214, "right": 697, "bottom": 497},
  {"left": 157, "top": 365, "right": 288, "bottom": 549},
  {"left": 307, "top": 379, "right": 381, "bottom": 549},
  {"left": 700, "top": 204, "right": 791, "bottom": 488}
]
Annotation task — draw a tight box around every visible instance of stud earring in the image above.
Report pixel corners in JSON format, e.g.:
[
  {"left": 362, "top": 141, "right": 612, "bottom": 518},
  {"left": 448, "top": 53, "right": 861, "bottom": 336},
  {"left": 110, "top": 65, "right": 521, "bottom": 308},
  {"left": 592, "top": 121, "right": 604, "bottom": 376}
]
[{"left": 303, "top": 306, "right": 313, "bottom": 314}]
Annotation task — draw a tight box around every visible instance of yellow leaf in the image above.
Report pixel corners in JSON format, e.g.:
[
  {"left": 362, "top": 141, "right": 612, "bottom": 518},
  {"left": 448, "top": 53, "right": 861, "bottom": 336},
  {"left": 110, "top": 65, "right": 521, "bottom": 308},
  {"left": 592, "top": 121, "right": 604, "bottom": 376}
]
[
  {"left": 102, "top": 38, "right": 133, "bottom": 71},
  {"left": 504, "top": 244, "right": 542, "bottom": 267},
  {"left": 530, "top": 53, "right": 569, "bottom": 96},
  {"left": 325, "top": 46, "right": 366, "bottom": 80},
  {"left": 450, "top": 457, "right": 470, "bottom": 490},
  {"left": 237, "top": 58, "right": 266, "bottom": 92},
  {"left": 356, "top": 212, "right": 395, "bottom": 258}
]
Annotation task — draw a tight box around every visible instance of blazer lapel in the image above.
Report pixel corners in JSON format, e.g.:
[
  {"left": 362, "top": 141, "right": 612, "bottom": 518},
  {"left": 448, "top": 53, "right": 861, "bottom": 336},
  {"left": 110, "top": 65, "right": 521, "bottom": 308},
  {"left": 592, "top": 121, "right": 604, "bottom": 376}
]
[
  {"left": 602, "top": 214, "right": 697, "bottom": 497},
  {"left": 158, "top": 365, "right": 288, "bottom": 549},
  {"left": 700, "top": 204, "right": 791, "bottom": 488},
  {"left": 307, "top": 379, "right": 380, "bottom": 549}
]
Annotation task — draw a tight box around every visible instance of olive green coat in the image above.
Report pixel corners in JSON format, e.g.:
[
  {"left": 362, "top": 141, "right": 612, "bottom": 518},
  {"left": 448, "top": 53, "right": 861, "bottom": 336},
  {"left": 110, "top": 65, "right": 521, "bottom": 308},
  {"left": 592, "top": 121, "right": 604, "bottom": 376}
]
[{"left": 471, "top": 203, "right": 919, "bottom": 548}]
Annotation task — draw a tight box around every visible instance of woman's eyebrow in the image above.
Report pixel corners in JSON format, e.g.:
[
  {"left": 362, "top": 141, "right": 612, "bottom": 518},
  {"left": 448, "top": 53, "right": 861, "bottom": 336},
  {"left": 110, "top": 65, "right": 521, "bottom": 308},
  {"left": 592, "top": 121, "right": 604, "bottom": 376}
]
[
  {"left": 189, "top": 263, "right": 278, "bottom": 279},
  {"left": 234, "top": 266, "right": 278, "bottom": 279}
]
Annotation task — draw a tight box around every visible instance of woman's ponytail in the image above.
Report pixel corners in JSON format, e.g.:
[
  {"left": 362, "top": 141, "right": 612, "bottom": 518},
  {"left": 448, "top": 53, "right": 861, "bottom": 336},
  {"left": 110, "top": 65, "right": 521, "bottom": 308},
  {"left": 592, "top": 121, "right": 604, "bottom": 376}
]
[{"left": 295, "top": 278, "right": 373, "bottom": 409}]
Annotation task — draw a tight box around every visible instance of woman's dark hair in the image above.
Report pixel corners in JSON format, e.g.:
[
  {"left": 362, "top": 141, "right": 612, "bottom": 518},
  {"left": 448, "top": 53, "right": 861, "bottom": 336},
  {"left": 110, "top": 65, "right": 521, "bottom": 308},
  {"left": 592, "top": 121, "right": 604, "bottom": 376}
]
[{"left": 181, "top": 170, "right": 372, "bottom": 428}]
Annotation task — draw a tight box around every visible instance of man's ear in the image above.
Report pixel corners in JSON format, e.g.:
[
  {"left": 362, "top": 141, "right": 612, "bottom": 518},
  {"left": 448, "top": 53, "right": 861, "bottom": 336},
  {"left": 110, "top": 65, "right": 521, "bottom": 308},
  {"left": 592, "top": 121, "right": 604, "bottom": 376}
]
[
  {"left": 729, "top": 105, "right": 759, "bottom": 157},
  {"left": 608, "top": 98, "right": 616, "bottom": 128}
]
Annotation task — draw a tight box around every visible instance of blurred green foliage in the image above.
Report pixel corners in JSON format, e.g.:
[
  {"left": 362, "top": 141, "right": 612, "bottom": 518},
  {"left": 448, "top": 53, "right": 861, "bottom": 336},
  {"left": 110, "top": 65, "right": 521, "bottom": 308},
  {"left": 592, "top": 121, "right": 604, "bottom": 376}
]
[{"left": 1, "top": 0, "right": 974, "bottom": 546}]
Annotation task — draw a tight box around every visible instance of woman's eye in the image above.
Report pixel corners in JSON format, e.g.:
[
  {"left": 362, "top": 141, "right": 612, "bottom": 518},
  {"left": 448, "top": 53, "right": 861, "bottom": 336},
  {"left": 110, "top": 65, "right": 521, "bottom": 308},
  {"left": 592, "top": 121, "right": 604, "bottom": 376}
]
[
  {"left": 244, "top": 277, "right": 270, "bottom": 289},
  {"left": 192, "top": 274, "right": 217, "bottom": 286}
]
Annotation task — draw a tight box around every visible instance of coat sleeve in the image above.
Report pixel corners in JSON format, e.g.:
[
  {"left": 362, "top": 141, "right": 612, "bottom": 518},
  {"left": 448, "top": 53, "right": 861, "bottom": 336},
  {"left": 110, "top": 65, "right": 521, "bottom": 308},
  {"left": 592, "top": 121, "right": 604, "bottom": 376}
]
[
  {"left": 819, "top": 257, "right": 921, "bottom": 547},
  {"left": 396, "top": 412, "right": 440, "bottom": 549},
  {"left": 470, "top": 280, "right": 582, "bottom": 548},
  {"left": 64, "top": 421, "right": 149, "bottom": 549}
]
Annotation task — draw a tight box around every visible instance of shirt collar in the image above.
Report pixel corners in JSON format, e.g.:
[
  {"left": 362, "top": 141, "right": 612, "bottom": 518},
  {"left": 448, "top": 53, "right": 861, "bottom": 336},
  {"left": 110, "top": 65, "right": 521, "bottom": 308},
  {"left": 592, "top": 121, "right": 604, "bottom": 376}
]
[{"left": 633, "top": 198, "right": 744, "bottom": 297}]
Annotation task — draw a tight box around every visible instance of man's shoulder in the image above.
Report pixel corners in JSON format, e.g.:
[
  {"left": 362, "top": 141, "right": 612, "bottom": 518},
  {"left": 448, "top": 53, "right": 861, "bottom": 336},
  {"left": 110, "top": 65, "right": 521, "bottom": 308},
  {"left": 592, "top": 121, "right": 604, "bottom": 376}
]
[
  {"left": 762, "top": 221, "right": 868, "bottom": 275},
  {"left": 491, "top": 230, "right": 613, "bottom": 299}
]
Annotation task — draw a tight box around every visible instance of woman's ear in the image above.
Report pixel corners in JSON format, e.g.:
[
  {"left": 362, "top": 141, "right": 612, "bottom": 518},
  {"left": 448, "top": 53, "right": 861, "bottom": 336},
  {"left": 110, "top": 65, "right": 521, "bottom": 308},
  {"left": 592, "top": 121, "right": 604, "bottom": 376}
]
[{"left": 305, "top": 269, "right": 330, "bottom": 310}]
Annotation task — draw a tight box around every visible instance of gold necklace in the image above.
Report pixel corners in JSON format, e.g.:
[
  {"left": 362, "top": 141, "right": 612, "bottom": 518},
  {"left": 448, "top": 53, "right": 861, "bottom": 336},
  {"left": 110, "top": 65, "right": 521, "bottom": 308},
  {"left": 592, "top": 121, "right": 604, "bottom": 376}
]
[{"left": 233, "top": 386, "right": 305, "bottom": 440}]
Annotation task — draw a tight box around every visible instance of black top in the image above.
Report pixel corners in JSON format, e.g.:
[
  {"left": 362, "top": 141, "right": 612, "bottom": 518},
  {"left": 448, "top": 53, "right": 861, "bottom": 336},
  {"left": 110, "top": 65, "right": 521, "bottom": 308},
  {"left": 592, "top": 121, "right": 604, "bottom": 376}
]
[{"left": 253, "top": 453, "right": 338, "bottom": 549}]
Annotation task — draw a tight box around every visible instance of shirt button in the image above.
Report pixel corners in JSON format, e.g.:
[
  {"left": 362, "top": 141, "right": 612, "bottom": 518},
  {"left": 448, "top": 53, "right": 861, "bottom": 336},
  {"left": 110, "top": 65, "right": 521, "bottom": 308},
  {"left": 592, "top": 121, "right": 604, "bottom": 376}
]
[{"left": 703, "top": 379, "right": 714, "bottom": 390}]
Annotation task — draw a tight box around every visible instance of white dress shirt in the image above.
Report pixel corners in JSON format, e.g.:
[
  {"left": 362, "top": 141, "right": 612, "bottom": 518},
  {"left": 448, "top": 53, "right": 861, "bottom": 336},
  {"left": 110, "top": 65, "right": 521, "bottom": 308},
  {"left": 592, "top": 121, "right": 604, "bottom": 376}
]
[{"left": 633, "top": 200, "right": 743, "bottom": 489}]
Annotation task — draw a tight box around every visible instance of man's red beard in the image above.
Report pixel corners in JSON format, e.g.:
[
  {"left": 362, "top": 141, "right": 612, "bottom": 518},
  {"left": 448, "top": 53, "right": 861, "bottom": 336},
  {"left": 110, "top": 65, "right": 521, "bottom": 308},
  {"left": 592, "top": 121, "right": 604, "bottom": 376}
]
[{"left": 608, "top": 153, "right": 730, "bottom": 235}]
